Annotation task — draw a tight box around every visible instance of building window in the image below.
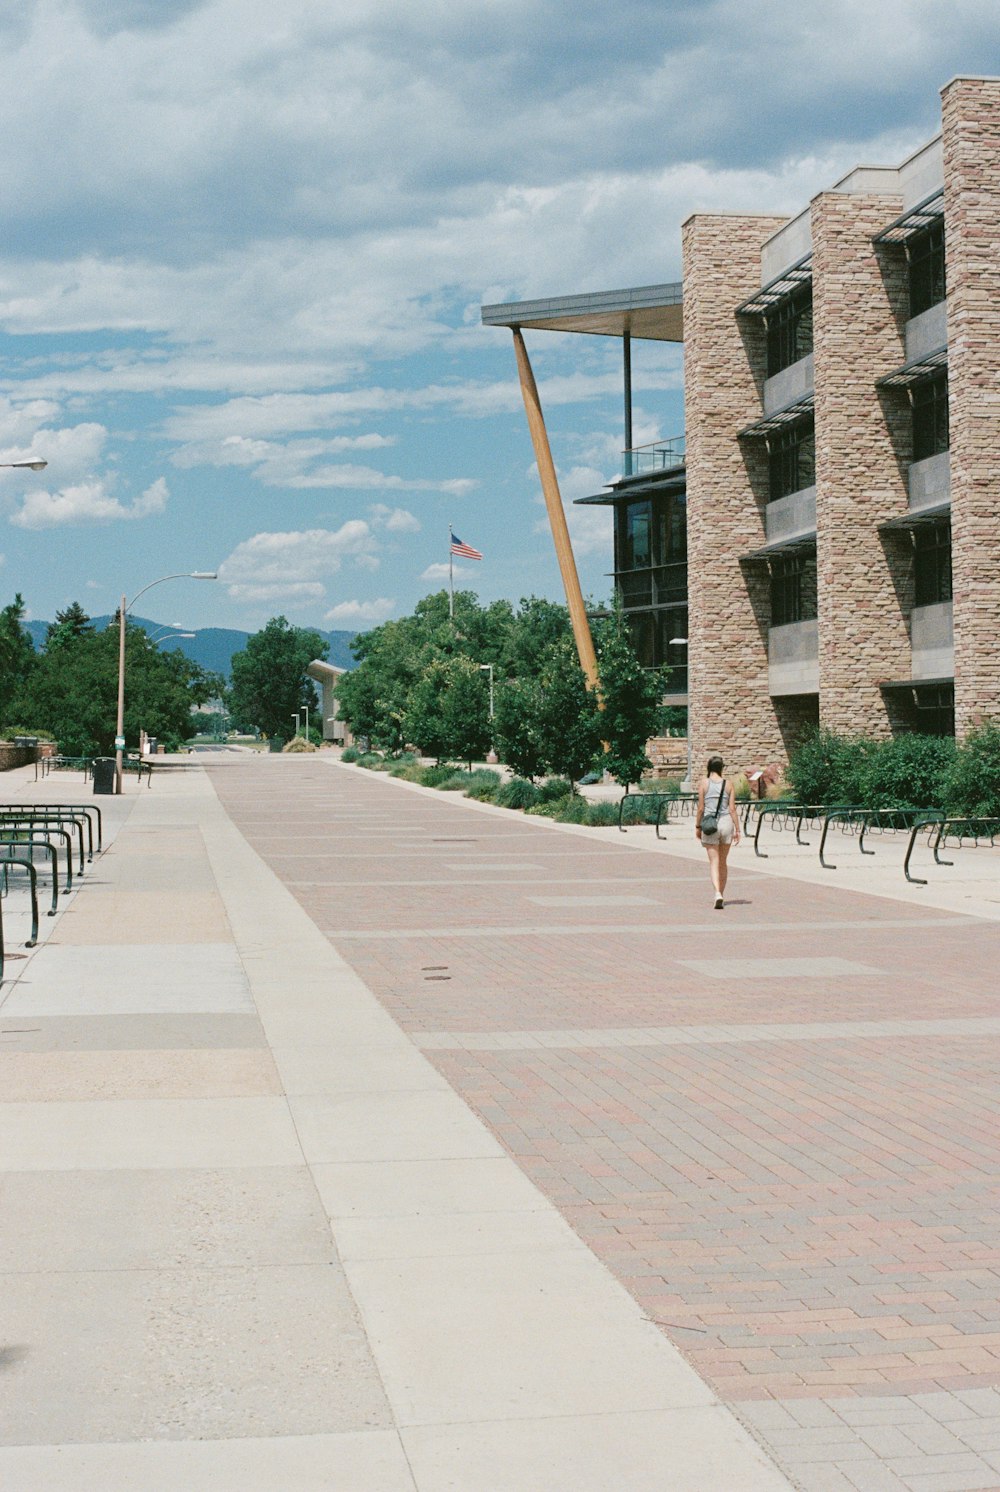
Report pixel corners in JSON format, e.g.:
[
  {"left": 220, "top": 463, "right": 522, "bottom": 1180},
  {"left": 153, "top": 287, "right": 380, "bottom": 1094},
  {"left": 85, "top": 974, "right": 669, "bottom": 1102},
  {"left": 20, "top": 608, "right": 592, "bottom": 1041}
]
[
  {"left": 914, "top": 520, "right": 952, "bottom": 606},
  {"left": 624, "top": 605, "right": 688, "bottom": 690},
  {"left": 770, "top": 552, "right": 817, "bottom": 627},
  {"left": 768, "top": 417, "right": 815, "bottom": 500},
  {"left": 614, "top": 492, "right": 687, "bottom": 606},
  {"left": 914, "top": 684, "right": 955, "bottom": 738},
  {"left": 912, "top": 371, "right": 949, "bottom": 461},
  {"left": 908, "top": 219, "right": 946, "bottom": 319},
  {"left": 765, "top": 285, "right": 813, "bottom": 377}
]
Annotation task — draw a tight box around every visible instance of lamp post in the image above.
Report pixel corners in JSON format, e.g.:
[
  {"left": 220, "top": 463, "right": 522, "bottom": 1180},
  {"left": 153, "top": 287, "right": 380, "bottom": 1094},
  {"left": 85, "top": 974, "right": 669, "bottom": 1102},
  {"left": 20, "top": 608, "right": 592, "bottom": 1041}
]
[
  {"left": 478, "top": 663, "right": 495, "bottom": 720},
  {"left": 669, "top": 637, "right": 691, "bottom": 788},
  {"left": 291, "top": 712, "right": 300, "bottom": 739},
  {"left": 116, "top": 572, "right": 217, "bottom": 792},
  {"left": 303, "top": 704, "right": 310, "bottom": 743}
]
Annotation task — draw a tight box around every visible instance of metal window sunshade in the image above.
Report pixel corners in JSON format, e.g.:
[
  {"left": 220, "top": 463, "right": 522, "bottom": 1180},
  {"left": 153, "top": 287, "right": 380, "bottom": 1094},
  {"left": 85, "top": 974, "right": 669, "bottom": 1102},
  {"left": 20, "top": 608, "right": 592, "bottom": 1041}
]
[
  {"left": 735, "top": 256, "right": 812, "bottom": 317},
  {"left": 878, "top": 501, "right": 951, "bottom": 533},
  {"left": 742, "top": 531, "right": 817, "bottom": 563},
  {"left": 872, "top": 189, "right": 945, "bottom": 246},
  {"left": 875, "top": 346, "right": 947, "bottom": 390},
  {"left": 738, "top": 395, "right": 814, "bottom": 440}
]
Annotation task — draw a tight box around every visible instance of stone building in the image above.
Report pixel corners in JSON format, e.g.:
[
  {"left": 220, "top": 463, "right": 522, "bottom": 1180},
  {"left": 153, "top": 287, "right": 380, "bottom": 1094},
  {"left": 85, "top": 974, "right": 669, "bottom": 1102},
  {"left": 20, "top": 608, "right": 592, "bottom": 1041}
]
[{"left": 484, "top": 76, "right": 1000, "bottom": 774}]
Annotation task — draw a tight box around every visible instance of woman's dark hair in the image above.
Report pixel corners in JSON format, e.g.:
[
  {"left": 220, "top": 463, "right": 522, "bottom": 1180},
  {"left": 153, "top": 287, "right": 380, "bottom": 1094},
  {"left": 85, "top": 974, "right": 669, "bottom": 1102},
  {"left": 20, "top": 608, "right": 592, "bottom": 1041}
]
[{"left": 707, "top": 755, "right": 724, "bottom": 776}]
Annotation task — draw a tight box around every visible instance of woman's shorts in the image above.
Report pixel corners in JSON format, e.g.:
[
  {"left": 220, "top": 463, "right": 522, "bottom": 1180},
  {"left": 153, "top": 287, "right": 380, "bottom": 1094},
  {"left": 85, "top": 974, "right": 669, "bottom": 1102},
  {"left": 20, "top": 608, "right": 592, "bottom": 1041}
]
[{"left": 701, "top": 813, "right": 734, "bottom": 846}]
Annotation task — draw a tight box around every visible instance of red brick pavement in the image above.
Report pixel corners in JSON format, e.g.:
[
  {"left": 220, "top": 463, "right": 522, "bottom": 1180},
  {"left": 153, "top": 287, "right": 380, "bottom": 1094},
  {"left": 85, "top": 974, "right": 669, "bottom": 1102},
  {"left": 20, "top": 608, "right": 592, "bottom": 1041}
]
[{"left": 210, "top": 760, "right": 1000, "bottom": 1405}]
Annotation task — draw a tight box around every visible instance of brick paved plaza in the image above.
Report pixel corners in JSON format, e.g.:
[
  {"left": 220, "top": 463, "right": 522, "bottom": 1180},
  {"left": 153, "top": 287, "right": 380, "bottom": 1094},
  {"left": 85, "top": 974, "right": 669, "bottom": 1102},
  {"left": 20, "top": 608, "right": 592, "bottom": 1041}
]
[{"left": 209, "top": 758, "right": 1000, "bottom": 1492}]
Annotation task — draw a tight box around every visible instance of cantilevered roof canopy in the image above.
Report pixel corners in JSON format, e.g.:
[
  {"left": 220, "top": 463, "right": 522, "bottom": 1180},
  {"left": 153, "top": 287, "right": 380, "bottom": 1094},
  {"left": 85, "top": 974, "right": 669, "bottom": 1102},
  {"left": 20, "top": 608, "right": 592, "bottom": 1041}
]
[{"left": 481, "top": 283, "right": 683, "bottom": 342}]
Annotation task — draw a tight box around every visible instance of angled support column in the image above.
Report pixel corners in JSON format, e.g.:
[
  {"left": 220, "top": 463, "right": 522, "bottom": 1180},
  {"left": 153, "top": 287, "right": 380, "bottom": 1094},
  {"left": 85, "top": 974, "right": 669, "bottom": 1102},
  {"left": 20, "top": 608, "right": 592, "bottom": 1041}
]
[{"left": 511, "top": 328, "right": 599, "bottom": 690}]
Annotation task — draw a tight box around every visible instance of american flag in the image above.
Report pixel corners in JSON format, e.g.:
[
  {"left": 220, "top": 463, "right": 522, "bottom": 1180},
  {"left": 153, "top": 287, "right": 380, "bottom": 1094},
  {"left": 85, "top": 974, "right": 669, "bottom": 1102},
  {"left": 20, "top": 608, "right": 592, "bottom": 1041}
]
[{"left": 450, "top": 531, "right": 483, "bottom": 561}]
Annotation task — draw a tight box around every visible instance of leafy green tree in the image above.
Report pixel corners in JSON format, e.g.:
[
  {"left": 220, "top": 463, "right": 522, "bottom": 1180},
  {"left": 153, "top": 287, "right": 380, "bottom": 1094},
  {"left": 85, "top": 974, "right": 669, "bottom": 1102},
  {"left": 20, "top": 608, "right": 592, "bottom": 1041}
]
[
  {"left": 596, "top": 605, "right": 669, "bottom": 787},
  {"left": 45, "top": 601, "right": 94, "bottom": 651},
  {"left": 403, "top": 655, "right": 490, "bottom": 766},
  {"left": 0, "top": 593, "right": 36, "bottom": 725},
  {"left": 16, "top": 617, "right": 216, "bottom": 754},
  {"left": 493, "top": 675, "right": 546, "bottom": 780},
  {"left": 439, "top": 656, "right": 490, "bottom": 768},
  {"left": 534, "top": 638, "right": 602, "bottom": 786},
  {"left": 228, "top": 616, "right": 327, "bottom": 745}
]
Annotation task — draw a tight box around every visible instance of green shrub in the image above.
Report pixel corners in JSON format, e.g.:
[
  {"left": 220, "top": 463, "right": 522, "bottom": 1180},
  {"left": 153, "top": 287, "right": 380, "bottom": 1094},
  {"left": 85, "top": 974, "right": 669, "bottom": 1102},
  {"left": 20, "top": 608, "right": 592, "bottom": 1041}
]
[
  {"left": 857, "top": 733, "right": 954, "bottom": 809},
  {"left": 389, "top": 761, "right": 425, "bottom": 780},
  {"left": 340, "top": 746, "right": 360, "bottom": 762},
  {"left": 0, "top": 726, "right": 56, "bottom": 742},
  {"left": 355, "top": 751, "right": 384, "bottom": 769},
  {"left": 465, "top": 770, "right": 501, "bottom": 802},
  {"left": 786, "top": 730, "right": 871, "bottom": 806},
  {"left": 582, "top": 800, "right": 620, "bottom": 827},
  {"left": 554, "top": 795, "right": 592, "bottom": 824},
  {"left": 945, "top": 720, "right": 1000, "bottom": 816},
  {"left": 438, "top": 770, "right": 479, "bottom": 790},
  {"left": 536, "top": 776, "right": 573, "bottom": 803},
  {"left": 418, "top": 763, "right": 461, "bottom": 787},
  {"left": 619, "top": 794, "right": 661, "bottom": 825},
  {"left": 525, "top": 798, "right": 566, "bottom": 818},
  {"left": 635, "top": 776, "right": 681, "bottom": 795},
  {"left": 494, "top": 777, "right": 541, "bottom": 810}
]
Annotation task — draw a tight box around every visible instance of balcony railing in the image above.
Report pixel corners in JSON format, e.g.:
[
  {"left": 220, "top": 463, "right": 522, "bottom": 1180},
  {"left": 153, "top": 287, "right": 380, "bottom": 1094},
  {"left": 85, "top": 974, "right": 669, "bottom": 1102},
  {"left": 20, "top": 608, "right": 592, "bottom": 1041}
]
[{"left": 622, "top": 435, "right": 685, "bottom": 478}]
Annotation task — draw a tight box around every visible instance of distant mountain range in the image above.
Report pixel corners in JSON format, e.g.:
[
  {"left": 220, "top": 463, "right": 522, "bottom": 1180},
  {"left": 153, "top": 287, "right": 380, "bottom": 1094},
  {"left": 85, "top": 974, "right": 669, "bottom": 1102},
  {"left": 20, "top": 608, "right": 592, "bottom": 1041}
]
[{"left": 25, "top": 615, "right": 357, "bottom": 679}]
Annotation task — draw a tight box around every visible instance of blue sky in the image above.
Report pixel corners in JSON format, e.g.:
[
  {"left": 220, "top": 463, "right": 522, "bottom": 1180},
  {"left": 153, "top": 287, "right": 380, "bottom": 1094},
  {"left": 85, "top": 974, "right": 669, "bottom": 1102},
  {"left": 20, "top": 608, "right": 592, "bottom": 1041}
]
[{"left": 0, "top": 1, "right": 997, "bottom": 635}]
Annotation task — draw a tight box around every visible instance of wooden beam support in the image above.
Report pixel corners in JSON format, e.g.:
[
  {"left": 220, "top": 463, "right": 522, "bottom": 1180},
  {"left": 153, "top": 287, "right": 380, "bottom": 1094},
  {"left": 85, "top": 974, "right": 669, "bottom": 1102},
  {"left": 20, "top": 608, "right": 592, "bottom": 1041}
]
[{"left": 511, "top": 328, "right": 600, "bottom": 691}]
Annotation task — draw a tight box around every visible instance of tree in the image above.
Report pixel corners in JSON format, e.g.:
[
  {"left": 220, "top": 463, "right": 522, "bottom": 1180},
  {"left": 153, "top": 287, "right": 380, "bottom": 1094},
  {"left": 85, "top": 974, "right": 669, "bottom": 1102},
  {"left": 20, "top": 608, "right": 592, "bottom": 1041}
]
[
  {"left": 0, "top": 593, "right": 36, "bottom": 725},
  {"left": 439, "top": 656, "right": 490, "bottom": 767},
  {"left": 596, "top": 605, "right": 669, "bottom": 787},
  {"left": 228, "top": 617, "right": 327, "bottom": 745},
  {"left": 403, "top": 655, "right": 490, "bottom": 765},
  {"left": 45, "top": 601, "right": 94, "bottom": 651},
  {"left": 534, "top": 638, "right": 602, "bottom": 786},
  {"left": 493, "top": 675, "right": 545, "bottom": 780},
  {"left": 16, "top": 615, "right": 217, "bottom": 755}
]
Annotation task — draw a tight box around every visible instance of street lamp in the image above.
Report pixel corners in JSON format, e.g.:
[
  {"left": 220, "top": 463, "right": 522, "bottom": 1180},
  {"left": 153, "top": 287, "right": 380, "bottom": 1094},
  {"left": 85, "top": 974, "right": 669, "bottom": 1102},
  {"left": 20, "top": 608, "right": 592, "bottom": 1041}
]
[
  {"left": 669, "top": 637, "right": 691, "bottom": 787},
  {"left": 0, "top": 460, "right": 47, "bottom": 471},
  {"left": 478, "top": 663, "right": 495, "bottom": 720},
  {"left": 291, "top": 712, "right": 301, "bottom": 738},
  {"left": 116, "top": 572, "right": 217, "bottom": 791},
  {"left": 147, "top": 627, "right": 196, "bottom": 645}
]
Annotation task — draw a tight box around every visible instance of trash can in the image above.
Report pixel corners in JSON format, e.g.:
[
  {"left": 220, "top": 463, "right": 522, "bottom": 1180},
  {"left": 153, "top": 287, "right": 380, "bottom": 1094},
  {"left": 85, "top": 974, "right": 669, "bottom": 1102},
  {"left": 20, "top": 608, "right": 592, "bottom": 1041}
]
[{"left": 92, "top": 757, "right": 116, "bottom": 795}]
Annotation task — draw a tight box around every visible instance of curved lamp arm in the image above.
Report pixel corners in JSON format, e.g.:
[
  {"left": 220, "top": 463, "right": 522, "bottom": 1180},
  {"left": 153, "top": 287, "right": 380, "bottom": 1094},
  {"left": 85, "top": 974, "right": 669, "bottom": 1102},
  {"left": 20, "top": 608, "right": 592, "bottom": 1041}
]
[{"left": 127, "top": 572, "right": 217, "bottom": 614}]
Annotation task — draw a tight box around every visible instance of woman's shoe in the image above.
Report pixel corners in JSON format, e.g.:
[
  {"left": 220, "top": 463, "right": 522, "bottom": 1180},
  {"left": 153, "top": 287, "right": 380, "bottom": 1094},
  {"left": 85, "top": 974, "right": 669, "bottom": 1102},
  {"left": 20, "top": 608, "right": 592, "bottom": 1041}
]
[{"left": 714, "top": 894, "right": 724, "bottom": 909}]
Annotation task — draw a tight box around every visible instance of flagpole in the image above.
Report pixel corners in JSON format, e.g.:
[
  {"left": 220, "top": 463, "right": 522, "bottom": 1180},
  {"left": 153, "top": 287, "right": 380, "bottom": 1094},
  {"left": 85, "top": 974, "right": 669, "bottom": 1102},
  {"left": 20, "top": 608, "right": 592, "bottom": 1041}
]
[{"left": 448, "top": 524, "right": 454, "bottom": 621}]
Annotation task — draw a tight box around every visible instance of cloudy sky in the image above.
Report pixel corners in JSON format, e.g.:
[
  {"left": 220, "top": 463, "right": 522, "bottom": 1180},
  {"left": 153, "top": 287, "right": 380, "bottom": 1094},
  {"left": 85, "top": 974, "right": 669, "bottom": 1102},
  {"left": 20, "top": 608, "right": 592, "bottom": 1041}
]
[{"left": 0, "top": 0, "right": 997, "bottom": 634}]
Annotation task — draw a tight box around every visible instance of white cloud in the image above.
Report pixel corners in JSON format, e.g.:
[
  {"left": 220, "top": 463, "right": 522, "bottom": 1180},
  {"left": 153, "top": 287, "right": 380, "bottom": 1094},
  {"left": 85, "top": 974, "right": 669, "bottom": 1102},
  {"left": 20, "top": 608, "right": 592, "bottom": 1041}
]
[
  {"left": 226, "top": 581, "right": 325, "bottom": 604},
  {"left": 218, "top": 521, "right": 378, "bottom": 600},
  {"left": 324, "top": 597, "right": 395, "bottom": 624},
  {"left": 530, "top": 464, "right": 613, "bottom": 559},
  {"left": 10, "top": 476, "right": 168, "bottom": 530},
  {"left": 369, "top": 504, "right": 421, "bottom": 533},
  {"left": 421, "top": 560, "right": 474, "bottom": 581}
]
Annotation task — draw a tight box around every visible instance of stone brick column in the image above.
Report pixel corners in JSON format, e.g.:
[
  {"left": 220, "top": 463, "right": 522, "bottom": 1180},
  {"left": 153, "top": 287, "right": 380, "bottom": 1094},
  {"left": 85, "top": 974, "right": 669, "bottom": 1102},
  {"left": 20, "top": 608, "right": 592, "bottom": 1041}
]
[
  {"left": 942, "top": 76, "right": 1000, "bottom": 735},
  {"left": 682, "top": 213, "right": 786, "bottom": 776},
  {"left": 811, "top": 190, "right": 911, "bottom": 737}
]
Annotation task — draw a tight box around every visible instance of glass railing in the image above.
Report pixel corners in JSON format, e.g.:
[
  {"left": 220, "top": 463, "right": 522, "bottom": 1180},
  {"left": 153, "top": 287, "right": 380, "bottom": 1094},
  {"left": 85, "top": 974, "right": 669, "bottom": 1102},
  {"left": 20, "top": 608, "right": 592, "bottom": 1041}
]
[{"left": 623, "top": 435, "right": 686, "bottom": 478}]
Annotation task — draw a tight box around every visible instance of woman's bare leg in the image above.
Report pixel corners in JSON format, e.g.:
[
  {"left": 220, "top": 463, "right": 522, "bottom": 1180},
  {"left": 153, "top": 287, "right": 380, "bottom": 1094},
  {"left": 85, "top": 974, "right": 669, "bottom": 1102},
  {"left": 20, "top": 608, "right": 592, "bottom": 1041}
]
[
  {"left": 717, "top": 843, "right": 731, "bottom": 895},
  {"left": 705, "top": 844, "right": 722, "bottom": 895}
]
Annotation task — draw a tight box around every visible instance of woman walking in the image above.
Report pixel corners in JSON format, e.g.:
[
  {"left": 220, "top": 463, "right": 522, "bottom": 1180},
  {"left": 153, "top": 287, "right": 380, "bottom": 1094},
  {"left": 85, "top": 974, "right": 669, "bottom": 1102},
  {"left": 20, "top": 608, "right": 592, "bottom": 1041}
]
[{"left": 696, "top": 756, "right": 740, "bottom": 909}]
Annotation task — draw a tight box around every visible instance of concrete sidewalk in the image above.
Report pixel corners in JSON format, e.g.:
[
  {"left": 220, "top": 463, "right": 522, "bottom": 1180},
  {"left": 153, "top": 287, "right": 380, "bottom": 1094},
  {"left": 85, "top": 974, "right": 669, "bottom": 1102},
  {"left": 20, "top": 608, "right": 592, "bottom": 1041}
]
[{"left": 0, "top": 761, "right": 790, "bottom": 1490}]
